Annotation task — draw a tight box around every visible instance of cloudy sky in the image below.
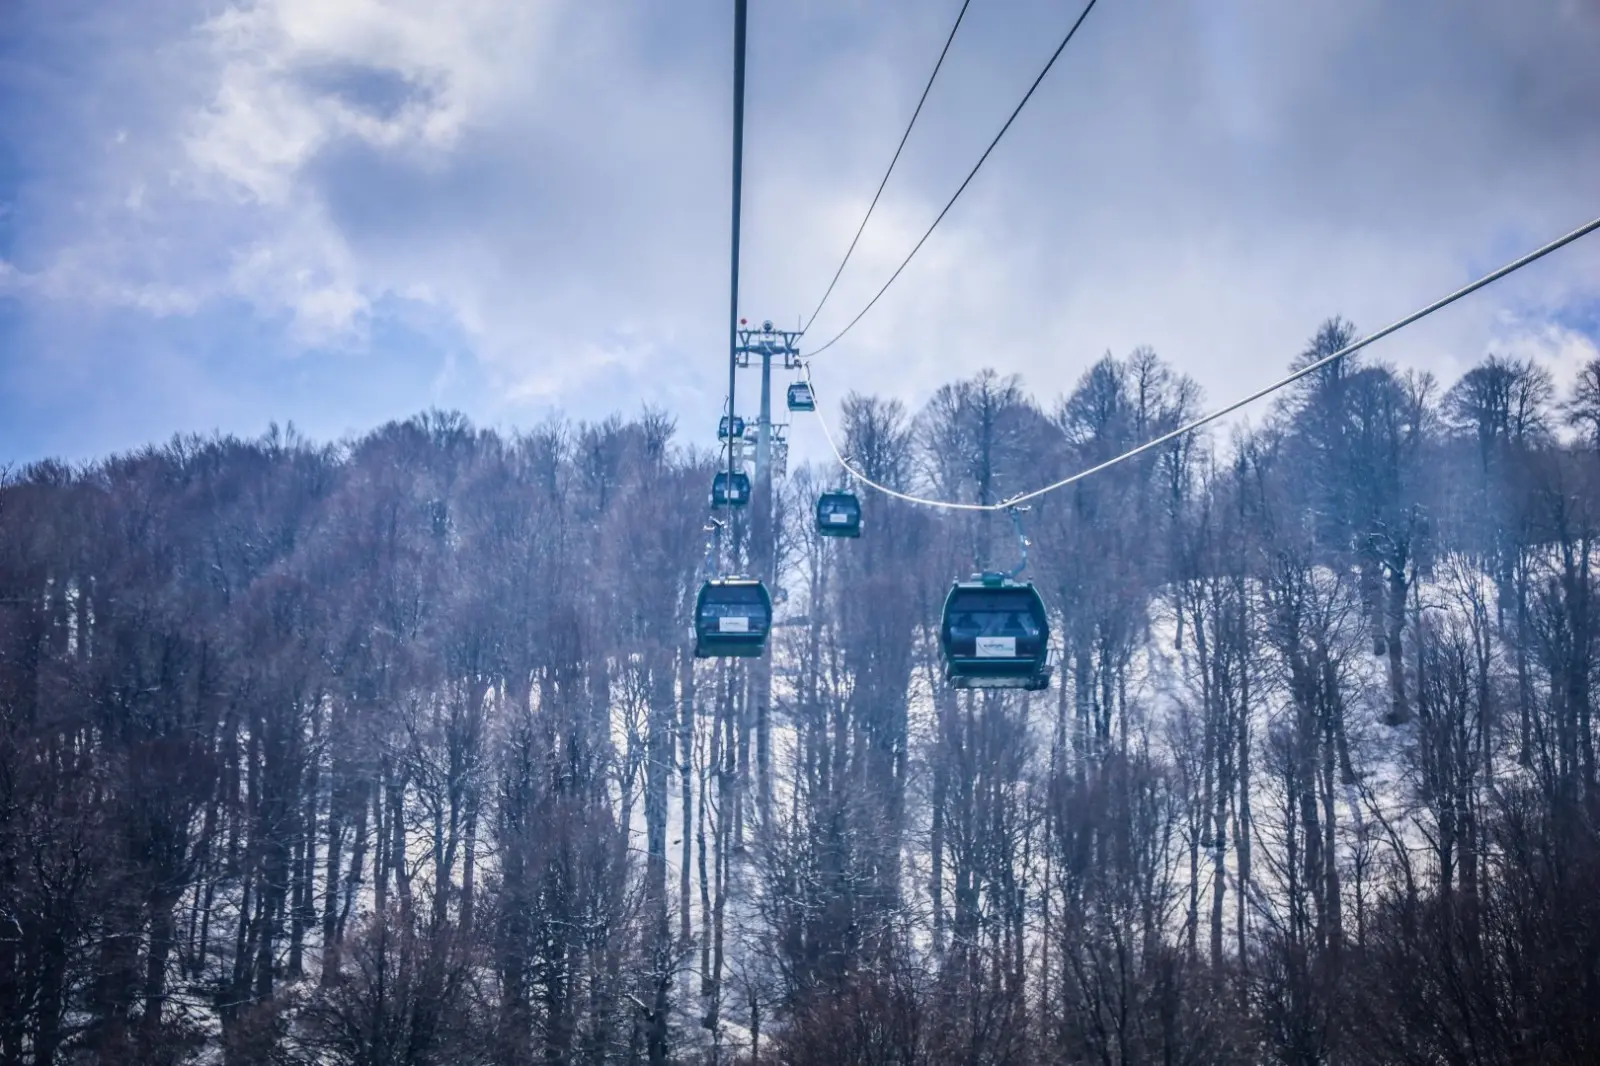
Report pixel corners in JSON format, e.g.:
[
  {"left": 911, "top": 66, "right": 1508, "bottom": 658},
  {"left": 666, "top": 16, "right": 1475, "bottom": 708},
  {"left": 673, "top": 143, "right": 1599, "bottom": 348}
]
[{"left": 2, "top": 0, "right": 1598, "bottom": 467}]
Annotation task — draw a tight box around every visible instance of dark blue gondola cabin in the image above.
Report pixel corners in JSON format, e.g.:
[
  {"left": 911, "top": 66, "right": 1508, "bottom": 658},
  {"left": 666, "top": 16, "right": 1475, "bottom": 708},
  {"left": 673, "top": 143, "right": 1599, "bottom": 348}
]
[
  {"left": 694, "top": 578, "right": 773, "bottom": 658},
  {"left": 939, "top": 576, "right": 1051, "bottom": 690},
  {"left": 815, "top": 491, "right": 861, "bottom": 538},
  {"left": 787, "top": 382, "right": 816, "bottom": 412},
  {"left": 718, "top": 415, "right": 746, "bottom": 441},
  {"left": 712, "top": 471, "right": 751, "bottom": 507}
]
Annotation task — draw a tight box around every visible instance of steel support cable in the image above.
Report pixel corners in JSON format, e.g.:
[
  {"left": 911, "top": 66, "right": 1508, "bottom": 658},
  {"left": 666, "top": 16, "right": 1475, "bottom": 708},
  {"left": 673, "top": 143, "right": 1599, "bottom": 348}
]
[
  {"left": 803, "top": 212, "right": 1600, "bottom": 512},
  {"left": 803, "top": 0, "right": 1102, "bottom": 359},
  {"left": 721, "top": 0, "right": 749, "bottom": 565},
  {"left": 803, "top": 0, "right": 975, "bottom": 333}
]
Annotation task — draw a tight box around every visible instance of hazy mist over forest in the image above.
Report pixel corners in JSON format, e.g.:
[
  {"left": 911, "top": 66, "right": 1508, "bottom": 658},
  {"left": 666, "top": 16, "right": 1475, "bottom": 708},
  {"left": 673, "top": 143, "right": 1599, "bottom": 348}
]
[{"left": 10, "top": 332, "right": 1600, "bottom": 1062}]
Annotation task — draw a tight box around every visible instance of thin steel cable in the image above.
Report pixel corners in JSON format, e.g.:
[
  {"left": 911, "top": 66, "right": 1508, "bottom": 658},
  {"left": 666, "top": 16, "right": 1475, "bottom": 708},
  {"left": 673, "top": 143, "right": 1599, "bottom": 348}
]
[
  {"left": 721, "top": 0, "right": 749, "bottom": 566},
  {"left": 803, "top": 0, "right": 975, "bottom": 333},
  {"left": 803, "top": 213, "right": 1600, "bottom": 511},
  {"left": 803, "top": 0, "right": 1102, "bottom": 359}
]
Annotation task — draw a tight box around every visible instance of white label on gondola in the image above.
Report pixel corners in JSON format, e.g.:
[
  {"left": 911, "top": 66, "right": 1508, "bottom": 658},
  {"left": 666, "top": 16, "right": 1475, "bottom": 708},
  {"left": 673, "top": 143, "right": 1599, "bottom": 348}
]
[
  {"left": 828, "top": 512, "right": 849, "bottom": 524},
  {"left": 975, "top": 636, "right": 1016, "bottom": 657},
  {"left": 719, "top": 616, "right": 750, "bottom": 633}
]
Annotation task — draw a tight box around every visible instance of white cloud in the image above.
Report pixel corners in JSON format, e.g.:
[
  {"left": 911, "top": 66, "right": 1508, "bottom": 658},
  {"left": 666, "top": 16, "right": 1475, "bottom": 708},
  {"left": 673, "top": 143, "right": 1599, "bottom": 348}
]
[
  {"left": 161, "top": 0, "right": 564, "bottom": 343},
  {"left": 1492, "top": 320, "right": 1600, "bottom": 395},
  {"left": 186, "top": 0, "right": 531, "bottom": 202}
]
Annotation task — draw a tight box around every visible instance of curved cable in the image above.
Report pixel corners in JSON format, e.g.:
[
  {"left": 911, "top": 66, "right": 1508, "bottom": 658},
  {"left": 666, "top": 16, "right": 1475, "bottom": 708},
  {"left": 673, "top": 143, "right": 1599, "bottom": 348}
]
[
  {"left": 803, "top": 212, "right": 1600, "bottom": 511},
  {"left": 803, "top": 0, "right": 975, "bottom": 333},
  {"left": 803, "top": 0, "right": 1102, "bottom": 359}
]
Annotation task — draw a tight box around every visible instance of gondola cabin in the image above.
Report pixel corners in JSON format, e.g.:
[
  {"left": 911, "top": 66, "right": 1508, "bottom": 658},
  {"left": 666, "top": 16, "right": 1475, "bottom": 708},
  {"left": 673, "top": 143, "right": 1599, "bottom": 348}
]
[
  {"left": 939, "top": 575, "right": 1051, "bottom": 690},
  {"left": 711, "top": 471, "right": 751, "bottom": 507},
  {"left": 787, "top": 382, "right": 816, "bottom": 412},
  {"left": 815, "top": 491, "right": 861, "bottom": 538},
  {"left": 694, "top": 577, "right": 773, "bottom": 658},
  {"left": 718, "top": 415, "right": 746, "bottom": 441}
]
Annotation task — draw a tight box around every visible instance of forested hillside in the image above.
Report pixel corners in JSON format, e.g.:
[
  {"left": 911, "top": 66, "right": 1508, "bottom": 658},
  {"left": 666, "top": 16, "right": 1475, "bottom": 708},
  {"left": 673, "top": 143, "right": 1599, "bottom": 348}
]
[{"left": 5, "top": 321, "right": 1600, "bottom": 1065}]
